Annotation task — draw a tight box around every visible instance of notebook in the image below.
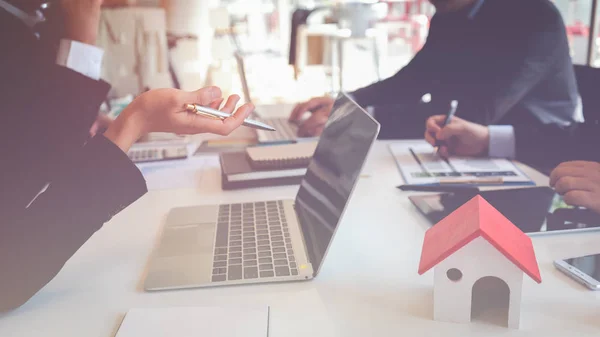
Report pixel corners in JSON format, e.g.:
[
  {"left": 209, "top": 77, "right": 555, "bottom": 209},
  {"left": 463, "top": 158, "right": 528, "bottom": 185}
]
[
  {"left": 220, "top": 151, "right": 306, "bottom": 190},
  {"left": 246, "top": 141, "right": 317, "bottom": 170},
  {"left": 115, "top": 306, "right": 269, "bottom": 337},
  {"left": 389, "top": 143, "right": 535, "bottom": 186}
]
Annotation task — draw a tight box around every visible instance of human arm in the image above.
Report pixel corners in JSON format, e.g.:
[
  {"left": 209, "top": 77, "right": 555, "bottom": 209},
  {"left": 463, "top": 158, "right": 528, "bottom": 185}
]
[{"left": 0, "top": 87, "right": 253, "bottom": 311}]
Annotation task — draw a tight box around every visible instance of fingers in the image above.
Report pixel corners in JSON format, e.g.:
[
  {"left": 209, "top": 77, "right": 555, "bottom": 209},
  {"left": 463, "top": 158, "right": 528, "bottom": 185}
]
[
  {"left": 298, "top": 114, "right": 327, "bottom": 137},
  {"left": 219, "top": 95, "right": 241, "bottom": 114},
  {"left": 289, "top": 102, "right": 307, "bottom": 122},
  {"left": 426, "top": 115, "right": 446, "bottom": 132},
  {"left": 209, "top": 98, "right": 224, "bottom": 110},
  {"left": 424, "top": 129, "right": 437, "bottom": 147},
  {"left": 186, "top": 86, "right": 222, "bottom": 106},
  {"left": 425, "top": 115, "right": 445, "bottom": 147},
  {"left": 554, "top": 177, "right": 595, "bottom": 195},
  {"left": 549, "top": 161, "right": 600, "bottom": 213},
  {"left": 219, "top": 103, "right": 254, "bottom": 135},
  {"left": 198, "top": 103, "right": 255, "bottom": 136},
  {"left": 550, "top": 163, "right": 599, "bottom": 187},
  {"left": 290, "top": 97, "right": 330, "bottom": 121},
  {"left": 563, "top": 190, "right": 596, "bottom": 210}
]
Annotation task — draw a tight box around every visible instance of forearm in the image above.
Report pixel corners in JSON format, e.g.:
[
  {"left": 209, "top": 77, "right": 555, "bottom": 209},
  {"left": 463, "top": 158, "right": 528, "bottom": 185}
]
[
  {"left": 0, "top": 136, "right": 147, "bottom": 311},
  {"left": 104, "top": 112, "right": 144, "bottom": 153}
]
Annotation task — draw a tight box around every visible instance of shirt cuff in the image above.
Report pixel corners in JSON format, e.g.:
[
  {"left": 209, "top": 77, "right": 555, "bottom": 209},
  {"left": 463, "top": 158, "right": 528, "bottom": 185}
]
[
  {"left": 56, "top": 39, "right": 104, "bottom": 81},
  {"left": 488, "top": 125, "right": 516, "bottom": 159}
]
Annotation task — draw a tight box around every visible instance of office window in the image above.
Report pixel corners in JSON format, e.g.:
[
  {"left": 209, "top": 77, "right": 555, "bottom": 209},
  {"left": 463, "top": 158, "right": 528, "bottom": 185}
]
[
  {"left": 592, "top": 1, "right": 600, "bottom": 66},
  {"left": 553, "top": 0, "right": 593, "bottom": 65}
]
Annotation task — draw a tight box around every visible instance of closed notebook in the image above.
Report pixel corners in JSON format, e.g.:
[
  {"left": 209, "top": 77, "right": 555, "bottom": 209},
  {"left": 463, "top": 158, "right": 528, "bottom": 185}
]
[
  {"left": 246, "top": 141, "right": 317, "bottom": 170},
  {"left": 220, "top": 151, "right": 306, "bottom": 190}
]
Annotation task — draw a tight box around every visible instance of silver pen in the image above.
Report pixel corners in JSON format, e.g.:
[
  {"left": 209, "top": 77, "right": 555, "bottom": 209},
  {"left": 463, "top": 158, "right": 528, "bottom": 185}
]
[{"left": 184, "top": 104, "right": 276, "bottom": 132}]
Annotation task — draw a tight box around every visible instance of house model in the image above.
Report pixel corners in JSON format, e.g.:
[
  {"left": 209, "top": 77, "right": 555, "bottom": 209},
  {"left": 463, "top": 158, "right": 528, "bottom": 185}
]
[{"left": 418, "top": 195, "right": 542, "bottom": 329}]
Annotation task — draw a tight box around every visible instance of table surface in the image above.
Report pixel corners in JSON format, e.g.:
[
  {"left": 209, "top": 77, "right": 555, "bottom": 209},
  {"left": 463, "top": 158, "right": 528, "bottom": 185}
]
[{"left": 1, "top": 140, "right": 600, "bottom": 337}]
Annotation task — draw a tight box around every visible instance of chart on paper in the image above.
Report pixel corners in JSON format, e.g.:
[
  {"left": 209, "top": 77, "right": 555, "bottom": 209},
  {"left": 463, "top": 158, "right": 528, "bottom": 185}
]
[{"left": 389, "top": 144, "right": 534, "bottom": 186}]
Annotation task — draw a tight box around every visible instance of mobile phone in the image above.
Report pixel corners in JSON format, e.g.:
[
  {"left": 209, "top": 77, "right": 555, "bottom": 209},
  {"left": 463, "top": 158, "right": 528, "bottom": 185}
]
[{"left": 554, "top": 254, "right": 600, "bottom": 290}]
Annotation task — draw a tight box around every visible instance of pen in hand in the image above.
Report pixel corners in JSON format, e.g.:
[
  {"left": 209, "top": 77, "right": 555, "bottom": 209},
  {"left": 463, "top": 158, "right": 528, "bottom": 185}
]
[
  {"left": 434, "top": 100, "right": 459, "bottom": 154},
  {"left": 184, "top": 104, "right": 276, "bottom": 132}
]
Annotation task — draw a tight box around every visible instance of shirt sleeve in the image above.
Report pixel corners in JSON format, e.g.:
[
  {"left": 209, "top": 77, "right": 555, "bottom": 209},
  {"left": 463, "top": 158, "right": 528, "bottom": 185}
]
[
  {"left": 488, "top": 125, "right": 516, "bottom": 159},
  {"left": 56, "top": 39, "right": 104, "bottom": 80}
]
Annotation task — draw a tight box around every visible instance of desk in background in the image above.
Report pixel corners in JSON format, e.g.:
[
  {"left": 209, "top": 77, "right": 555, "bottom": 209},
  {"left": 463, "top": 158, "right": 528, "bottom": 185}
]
[{"left": 1, "top": 141, "right": 600, "bottom": 337}]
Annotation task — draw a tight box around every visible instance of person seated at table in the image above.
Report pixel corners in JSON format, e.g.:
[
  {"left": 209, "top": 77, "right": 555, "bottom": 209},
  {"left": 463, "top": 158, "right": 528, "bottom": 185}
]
[
  {"left": 423, "top": 115, "right": 600, "bottom": 215},
  {"left": 0, "top": 85, "right": 253, "bottom": 312},
  {"left": 288, "top": 0, "right": 581, "bottom": 139}
]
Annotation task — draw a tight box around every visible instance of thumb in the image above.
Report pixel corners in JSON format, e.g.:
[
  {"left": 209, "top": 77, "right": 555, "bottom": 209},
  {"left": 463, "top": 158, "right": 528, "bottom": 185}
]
[{"left": 186, "top": 86, "right": 222, "bottom": 106}]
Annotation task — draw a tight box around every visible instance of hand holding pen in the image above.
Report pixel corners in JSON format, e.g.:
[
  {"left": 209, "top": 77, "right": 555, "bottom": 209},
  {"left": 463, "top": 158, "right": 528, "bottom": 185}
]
[
  {"left": 424, "top": 103, "right": 491, "bottom": 158},
  {"left": 104, "top": 87, "right": 256, "bottom": 152}
]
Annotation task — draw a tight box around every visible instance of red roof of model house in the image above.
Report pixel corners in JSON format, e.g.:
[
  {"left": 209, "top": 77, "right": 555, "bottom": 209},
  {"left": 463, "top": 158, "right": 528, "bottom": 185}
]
[{"left": 418, "top": 195, "right": 542, "bottom": 283}]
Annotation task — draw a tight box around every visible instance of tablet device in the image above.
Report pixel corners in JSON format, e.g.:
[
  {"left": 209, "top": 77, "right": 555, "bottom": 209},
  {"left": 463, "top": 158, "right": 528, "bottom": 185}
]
[{"left": 409, "top": 187, "right": 600, "bottom": 236}]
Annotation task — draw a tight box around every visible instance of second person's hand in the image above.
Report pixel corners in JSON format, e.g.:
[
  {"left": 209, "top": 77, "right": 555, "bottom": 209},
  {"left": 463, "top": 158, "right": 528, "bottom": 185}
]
[
  {"left": 424, "top": 115, "right": 490, "bottom": 157},
  {"left": 104, "top": 86, "right": 254, "bottom": 152},
  {"left": 550, "top": 161, "right": 600, "bottom": 215},
  {"left": 289, "top": 96, "right": 334, "bottom": 137}
]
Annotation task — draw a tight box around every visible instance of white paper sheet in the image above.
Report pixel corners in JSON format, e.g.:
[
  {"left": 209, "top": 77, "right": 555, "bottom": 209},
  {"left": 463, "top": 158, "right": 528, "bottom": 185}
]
[
  {"left": 389, "top": 143, "right": 533, "bottom": 186},
  {"left": 115, "top": 306, "right": 269, "bottom": 337},
  {"left": 137, "top": 156, "right": 206, "bottom": 191}
]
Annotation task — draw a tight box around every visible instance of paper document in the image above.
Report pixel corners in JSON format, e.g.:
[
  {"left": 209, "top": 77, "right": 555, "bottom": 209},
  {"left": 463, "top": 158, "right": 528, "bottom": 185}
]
[
  {"left": 389, "top": 143, "right": 533, "bottom": 186},
  {"left": 115, "top": 306, "right": 269, "bottom": 337},
  {"left": 137, "top": 156, "right": 206, "bottom": 191}
]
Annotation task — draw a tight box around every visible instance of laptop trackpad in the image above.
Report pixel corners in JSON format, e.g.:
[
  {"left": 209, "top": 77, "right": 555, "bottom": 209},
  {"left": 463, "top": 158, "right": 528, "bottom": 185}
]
[
  {"left": 146, "top": 224, "right": 215, "bottom": 289},
  {"left": 157, "top": 223, "right": 215, "bottom": 257}
]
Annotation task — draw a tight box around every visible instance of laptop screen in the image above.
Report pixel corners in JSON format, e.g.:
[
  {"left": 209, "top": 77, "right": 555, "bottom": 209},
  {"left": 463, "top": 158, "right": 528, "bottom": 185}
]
[{"left": 294, "top": 94, "right": 380, "bottom": 274}]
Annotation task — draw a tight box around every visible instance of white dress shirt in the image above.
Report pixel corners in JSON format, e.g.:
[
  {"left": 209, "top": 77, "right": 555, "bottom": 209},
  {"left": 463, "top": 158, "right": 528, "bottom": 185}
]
[{"left": 0, "top": 0, "right": 104, "bottom": 80}]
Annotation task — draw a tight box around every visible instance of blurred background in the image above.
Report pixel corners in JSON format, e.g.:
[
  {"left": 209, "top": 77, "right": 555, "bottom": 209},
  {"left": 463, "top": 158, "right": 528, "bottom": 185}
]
[{"left": 99, "top": 0, "right": 600, "bottom": 106}]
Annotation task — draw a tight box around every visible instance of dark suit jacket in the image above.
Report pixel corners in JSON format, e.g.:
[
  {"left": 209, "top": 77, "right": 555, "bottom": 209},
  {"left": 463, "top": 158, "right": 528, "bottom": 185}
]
[
  {"left": 514, "top": 122, "right": 599, "bottom": 173},
  {"left": 352, "top": 0, "right": 579, "bottom": 139},
  {"left": 513, "top": 65, "right": 600, "bottom": 172},
  {"left": 0, "top": 9, "right": 147, "bottom": 311}
]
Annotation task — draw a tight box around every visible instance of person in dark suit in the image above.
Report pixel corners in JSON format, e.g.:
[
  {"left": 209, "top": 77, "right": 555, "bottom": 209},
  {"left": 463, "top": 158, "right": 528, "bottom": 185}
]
[
  {"left": 423, "top": 64, "right": 600, "bottom": 170},
  {"left": 289, "top": 0, "right": 581, "bottom": 139},
  {"left": 0, "top": 0, "right": 254, "bottom": 312}
]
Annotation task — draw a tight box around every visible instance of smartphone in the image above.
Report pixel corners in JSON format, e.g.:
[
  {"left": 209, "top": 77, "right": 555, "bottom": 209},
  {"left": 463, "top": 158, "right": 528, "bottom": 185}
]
[{"left": 554, "top": 254, "right": 600, "bottom": 290}]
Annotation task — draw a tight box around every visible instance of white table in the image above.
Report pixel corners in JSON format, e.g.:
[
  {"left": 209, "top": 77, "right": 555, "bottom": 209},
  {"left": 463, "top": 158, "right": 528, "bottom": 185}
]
[{"left": 1, "top": 141, "right": 600, "bottom": 337}]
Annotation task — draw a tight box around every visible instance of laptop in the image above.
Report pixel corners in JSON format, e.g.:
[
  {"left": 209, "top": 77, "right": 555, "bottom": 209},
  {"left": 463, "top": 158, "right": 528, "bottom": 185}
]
[
  {"left": 144, "top": 93, "right": 380, "bottom": 290},
  {"left": 254, "top": 117, "right": 300, "bottom": 143},
  {"left": 234, "top": 51, "right": 304, "bottom": 144}
]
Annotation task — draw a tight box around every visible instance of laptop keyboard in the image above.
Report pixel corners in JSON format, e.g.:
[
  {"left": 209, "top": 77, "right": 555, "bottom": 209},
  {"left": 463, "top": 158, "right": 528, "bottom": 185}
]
[
  {"left": 211, "top": 201, "right": 298, "bottom": 283},
  {"left": 256, "top": 118, "right": 299, "bottom": 142}
]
